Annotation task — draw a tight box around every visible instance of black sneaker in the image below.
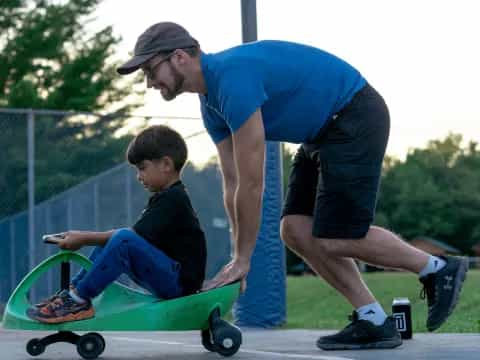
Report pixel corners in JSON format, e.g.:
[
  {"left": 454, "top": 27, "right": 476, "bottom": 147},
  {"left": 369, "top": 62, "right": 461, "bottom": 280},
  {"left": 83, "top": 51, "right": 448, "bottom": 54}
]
[
  {"left": 316, "top": 311, "right": 402, "bottom": 350},
  {"left": 27, "top": 290, "right": 94, "bottom": 324},
  {"left": 420, "top": 255, "right": 469, "bottom": 331},
  {"left": 33, "top": 285, "right": 74, "bottom": 308}
]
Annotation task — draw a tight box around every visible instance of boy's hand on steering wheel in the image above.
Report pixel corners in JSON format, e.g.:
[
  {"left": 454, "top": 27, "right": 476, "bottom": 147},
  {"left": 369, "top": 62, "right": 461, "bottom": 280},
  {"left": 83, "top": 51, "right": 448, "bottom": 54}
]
[{"left": 52, "top": 231, "right": 85, "bottom": 251}]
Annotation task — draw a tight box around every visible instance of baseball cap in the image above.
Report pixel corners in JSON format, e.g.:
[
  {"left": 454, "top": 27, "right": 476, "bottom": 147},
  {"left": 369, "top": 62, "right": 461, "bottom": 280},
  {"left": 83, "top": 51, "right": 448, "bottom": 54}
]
[{"left": 117, "top": 22, "right": 199, "bottom": 75}]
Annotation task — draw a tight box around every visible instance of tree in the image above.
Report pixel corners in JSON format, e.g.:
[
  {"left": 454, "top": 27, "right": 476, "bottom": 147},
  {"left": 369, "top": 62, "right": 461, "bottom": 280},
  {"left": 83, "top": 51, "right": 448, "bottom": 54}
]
[
  {"left": 282, "top": 144, "right": 295, "bottom": 196},
  {"left": 376, "top": 133, "right": 480, "bottom": 253},
  {"left": 0, "top": 0, "right": 143, "bottom": 218}
]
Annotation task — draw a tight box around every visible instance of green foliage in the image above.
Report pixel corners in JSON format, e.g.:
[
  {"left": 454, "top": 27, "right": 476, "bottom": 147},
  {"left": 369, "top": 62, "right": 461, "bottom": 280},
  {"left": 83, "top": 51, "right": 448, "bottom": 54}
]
[
  {"left": 0, "top": 0, "right": 142, "bottom": 111},
  {"left": 0, "top": 0, "right": 143, "bottom": 218},
  {"left": 282, "top": 144, "right": 295, "bottom": 196},
  {"left": 377, "top": 133, "right": 480, "bottom": 253}
]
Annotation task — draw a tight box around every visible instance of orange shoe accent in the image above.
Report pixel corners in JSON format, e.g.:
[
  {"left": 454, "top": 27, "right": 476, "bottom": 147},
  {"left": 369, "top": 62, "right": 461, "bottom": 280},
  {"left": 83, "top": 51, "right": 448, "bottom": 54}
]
[{"left": 33, "top": 307, "right": 95, "bottom": 324}]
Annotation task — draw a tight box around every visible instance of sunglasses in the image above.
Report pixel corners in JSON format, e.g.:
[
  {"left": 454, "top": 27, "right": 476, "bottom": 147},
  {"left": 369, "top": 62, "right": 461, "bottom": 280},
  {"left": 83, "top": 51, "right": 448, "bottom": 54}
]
[{"left": 143, "top": 52, "right": 175, "bottom": 80}]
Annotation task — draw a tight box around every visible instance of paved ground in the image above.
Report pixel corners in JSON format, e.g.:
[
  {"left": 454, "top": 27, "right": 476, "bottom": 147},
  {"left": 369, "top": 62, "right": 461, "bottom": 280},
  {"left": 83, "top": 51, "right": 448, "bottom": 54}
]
[{"left": 1, "top": 328, "right": 479, "bottom": 360}]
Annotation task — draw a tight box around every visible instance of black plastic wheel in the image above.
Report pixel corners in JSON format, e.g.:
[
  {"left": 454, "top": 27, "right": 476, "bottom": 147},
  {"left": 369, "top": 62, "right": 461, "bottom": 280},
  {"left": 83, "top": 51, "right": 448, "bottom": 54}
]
[
  {"left": 87, "top": 332, "right": 106, "bottom": 352},
  {"left": 211, "top": 321, "right": 242, "bottom": 357},
  {"left": 26, "top": 338, "right": 45, "bottom": 356},
  {"left": 76, "top": 333, "right": 105, "bottom": 360},
  {"left": 201, "top": 328, "right": 216, "bottom": 352}
]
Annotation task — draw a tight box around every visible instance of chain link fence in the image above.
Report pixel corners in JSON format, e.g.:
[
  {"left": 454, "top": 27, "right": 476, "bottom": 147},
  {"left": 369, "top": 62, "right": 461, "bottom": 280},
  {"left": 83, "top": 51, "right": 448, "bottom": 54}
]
[{"left": 0, "top": 108, "right": 230, "bottom": 304}]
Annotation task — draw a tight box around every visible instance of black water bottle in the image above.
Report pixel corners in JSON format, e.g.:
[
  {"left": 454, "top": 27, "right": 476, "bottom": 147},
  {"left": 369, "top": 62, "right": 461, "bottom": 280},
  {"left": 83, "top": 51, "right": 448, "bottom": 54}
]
[{"left": 392, "top": 297, "right": 412, "bottom": 339}]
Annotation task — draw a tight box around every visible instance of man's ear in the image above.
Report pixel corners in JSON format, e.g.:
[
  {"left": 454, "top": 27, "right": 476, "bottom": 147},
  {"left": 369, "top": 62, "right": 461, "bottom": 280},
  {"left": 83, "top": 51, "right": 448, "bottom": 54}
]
[{"left": 172, "top": 49, "right": 189, "bottom": 66}]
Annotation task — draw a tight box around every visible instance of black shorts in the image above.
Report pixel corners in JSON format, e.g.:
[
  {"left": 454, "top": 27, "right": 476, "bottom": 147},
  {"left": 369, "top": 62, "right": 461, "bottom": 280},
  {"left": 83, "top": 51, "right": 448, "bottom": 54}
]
[{"left": 281, "top": 83, "right": 390, "bottom": 239}]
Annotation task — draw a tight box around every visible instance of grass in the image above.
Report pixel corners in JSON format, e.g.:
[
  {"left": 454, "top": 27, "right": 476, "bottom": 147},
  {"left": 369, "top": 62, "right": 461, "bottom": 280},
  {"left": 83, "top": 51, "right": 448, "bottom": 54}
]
[{"left": 284, "top": 270, "right": 480, "bottom": 332}]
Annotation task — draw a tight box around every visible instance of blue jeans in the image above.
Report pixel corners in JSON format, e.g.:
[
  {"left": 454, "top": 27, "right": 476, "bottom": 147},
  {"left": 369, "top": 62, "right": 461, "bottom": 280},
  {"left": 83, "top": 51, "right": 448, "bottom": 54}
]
[{"left": 72, "top": 228, "right": 182, "bottom": 300}]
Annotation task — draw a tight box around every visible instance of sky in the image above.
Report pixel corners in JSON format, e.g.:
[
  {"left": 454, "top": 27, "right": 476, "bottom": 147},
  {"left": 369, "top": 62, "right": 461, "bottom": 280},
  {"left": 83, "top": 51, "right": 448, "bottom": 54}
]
[{"left": 92, "top": 0, "right": 480, "bottom": 164}]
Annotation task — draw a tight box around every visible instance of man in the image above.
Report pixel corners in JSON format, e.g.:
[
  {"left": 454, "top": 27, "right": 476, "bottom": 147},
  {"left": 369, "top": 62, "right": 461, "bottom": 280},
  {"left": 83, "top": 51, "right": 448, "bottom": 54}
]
[{"left": 117, "top": 22, "right": 468, "bottom": 350}]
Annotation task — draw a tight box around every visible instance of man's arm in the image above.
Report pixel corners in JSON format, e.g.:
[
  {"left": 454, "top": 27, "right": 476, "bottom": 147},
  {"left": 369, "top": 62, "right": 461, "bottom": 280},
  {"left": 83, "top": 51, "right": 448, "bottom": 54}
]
[
  {"left": 231, "top": 109, "right": 265, "bottom": 263},
  {"left": 203, "top": 109, "right": 265, "bottom": 290},
  {"left": 216, "top": 135, "right": 238, "bottom": 242}
]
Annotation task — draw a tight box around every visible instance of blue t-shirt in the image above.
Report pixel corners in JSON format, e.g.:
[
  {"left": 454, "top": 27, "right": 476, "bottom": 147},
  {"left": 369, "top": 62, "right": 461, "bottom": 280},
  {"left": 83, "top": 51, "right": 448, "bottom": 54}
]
[{"left": 199, "top": 40, "right": 366, "bottom": 144}]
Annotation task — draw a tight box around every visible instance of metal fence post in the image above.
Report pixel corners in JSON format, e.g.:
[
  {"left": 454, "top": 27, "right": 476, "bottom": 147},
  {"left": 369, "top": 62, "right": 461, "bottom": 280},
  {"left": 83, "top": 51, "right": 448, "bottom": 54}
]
[
  {"left": 67, "top": 196, "right": 73, "bottom": 229},
  {"left": 94, "top": 182, "right": 99, "bottom": 231},
  {"left": 125, "top": 166, "right": 132, "bottom": 225},
  {"left": 9, "top": 219, "right": 16, "bottom": 292},
  {"left": 46, "top": 203, "right": 53, "bottom": 295},
  {"left": 27, "top": 110, "right": 36, "bottom": 300}
]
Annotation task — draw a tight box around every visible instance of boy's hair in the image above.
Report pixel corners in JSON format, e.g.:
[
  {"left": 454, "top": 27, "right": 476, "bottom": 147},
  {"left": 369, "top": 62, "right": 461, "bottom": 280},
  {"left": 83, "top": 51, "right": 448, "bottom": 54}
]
[{"left": 126, "top": 125, "right": 188, "bottom": 171}]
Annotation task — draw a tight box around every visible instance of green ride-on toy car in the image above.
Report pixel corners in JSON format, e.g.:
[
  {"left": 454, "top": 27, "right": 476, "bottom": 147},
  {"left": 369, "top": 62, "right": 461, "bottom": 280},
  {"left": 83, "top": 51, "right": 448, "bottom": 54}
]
[{"left": 2, "top": 245, "right": 242, "bottom": 359}]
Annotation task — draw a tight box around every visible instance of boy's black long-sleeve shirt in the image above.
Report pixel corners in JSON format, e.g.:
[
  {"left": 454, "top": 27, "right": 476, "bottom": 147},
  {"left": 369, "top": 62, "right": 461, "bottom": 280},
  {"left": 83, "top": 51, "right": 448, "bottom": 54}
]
[{"left": 133, "top": 181, "right": 207, "bottom": 295}]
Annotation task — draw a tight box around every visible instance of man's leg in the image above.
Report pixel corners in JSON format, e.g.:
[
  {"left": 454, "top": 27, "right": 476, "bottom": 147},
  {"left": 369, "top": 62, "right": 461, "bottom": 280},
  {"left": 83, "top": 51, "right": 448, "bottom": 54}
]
[
  {"left": 282, "top": 215, "right": 467, "bottom": 341},
  {"left": 313, "top": 225, "right": 431, "bottom": 273},
  {"left": 281, "top": 215, "right": 376, "bottom": 308},
  {"left": 282, "top": 215, "right": 402, "bottom": 350},
  {"left": 281, "top": 216, "right": 445, "bottom": 305},
  {"left": 312, "top": 224, "right": 468, "bottom": 332},
  {"left": 281, "top": 140, "right": 399, "bottom": 349}
]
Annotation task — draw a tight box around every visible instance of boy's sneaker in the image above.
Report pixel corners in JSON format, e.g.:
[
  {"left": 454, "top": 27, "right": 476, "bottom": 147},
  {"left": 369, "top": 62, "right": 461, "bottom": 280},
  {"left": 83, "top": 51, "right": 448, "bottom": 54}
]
[
  {"left": 316, "top": 311, "right": 402, "bottom": 350},
  {"left": 420, "top": 255, "right": 468, "bottom": 331},
  {"left": 27, "top": 290, "right": 94, "bottom": 324},
  {"left": 33, "top": 285, "right": 74, "bottom": 308}
]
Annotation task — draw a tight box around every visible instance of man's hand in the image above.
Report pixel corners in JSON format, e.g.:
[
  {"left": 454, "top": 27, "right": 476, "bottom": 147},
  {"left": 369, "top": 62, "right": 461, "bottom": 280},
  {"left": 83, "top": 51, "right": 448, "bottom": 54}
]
[
  {"left": 202, "top": 257, "right": 250, "bottom": 292},
  {"left": 52, "top": 231, "right": 86, "bottom": 251}
]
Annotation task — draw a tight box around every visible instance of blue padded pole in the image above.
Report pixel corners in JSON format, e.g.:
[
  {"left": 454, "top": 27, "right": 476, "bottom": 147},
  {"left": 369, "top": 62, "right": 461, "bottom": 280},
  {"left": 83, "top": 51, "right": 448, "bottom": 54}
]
[
  {"left": 232, "top": 0, "right": 286, "bottom": 328},
  {"left": 232, "top": 140, "right": 286, "bottom": 326}
]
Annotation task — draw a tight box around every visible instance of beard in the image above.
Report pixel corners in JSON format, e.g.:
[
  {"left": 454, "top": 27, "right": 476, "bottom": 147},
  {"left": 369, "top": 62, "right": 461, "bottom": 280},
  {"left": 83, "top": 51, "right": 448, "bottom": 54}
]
[{"left": 161, "top": 63, "right": 185, "bottom": 101}]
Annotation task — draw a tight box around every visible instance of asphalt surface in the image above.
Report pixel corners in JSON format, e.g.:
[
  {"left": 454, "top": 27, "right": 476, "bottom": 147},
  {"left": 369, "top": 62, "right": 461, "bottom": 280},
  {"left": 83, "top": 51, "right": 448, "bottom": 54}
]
[{"left": 1, "top": 327, "right": 479, "bottom": 360}]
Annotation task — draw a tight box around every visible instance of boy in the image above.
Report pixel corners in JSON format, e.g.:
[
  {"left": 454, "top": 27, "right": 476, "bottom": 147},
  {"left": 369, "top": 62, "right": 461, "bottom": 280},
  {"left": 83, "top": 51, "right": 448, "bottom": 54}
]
[{"left": 28, "top": 125, "right": 207, "bottom": 324}]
